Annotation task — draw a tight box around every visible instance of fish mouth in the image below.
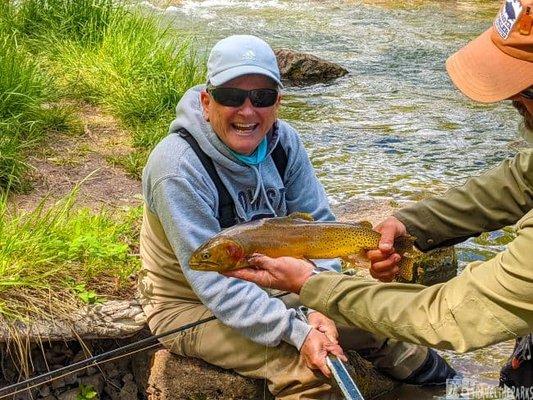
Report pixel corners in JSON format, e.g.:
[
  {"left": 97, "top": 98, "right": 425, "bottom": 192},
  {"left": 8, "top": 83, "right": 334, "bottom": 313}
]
[{"left": 188, "top": 260, "right": 223, "bottom": 271}]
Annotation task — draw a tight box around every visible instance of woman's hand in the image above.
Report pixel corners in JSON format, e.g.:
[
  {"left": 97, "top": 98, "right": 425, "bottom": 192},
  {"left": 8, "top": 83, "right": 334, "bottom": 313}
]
[
  {"left": 366, "top": 216, "right": 407, "bottom": 282},
  {"left": 299, "top": 329, "right": 347, "bottom": 378},
  {"left": 223, "top": 254, "right": 315, "bottom": 294},
  {"left": 307, "top": 311, "right": 339, "bottom": 344}
]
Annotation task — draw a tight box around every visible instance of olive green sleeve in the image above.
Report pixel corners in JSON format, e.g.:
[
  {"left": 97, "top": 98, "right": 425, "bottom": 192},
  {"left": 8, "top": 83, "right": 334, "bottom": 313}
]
[
  {"left": 300, "top": 210, "right": 533, "bottom": 353},
  {"left": 394, "top": 150, "right": 533, "bottom": 251}
]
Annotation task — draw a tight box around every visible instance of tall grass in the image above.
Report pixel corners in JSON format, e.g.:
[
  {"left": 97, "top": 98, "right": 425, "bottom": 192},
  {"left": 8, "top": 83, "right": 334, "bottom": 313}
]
[
  {"left": 0, "top": 186, "right": 141, "bottom": 322},
  {"left": 0, "top": 0, "right": 206, "bottom": 187},
  {"left": 19, "top": 0, "right": 206, "bottom": 176},
  {"left": 0, "top": 30, "right": 73, "bottom": 190}
]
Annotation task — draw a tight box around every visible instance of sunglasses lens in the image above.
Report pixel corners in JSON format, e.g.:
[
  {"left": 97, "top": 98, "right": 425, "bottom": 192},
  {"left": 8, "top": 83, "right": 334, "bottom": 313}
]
[
  {"left": 209, "top": 87, "right": 278, "bottom": 108},
  {"left": 210, "top": 88, "right": 247, "bottom": 107},
  {"left": 249, "top": 89, "right": 278, "bottom": 107}
]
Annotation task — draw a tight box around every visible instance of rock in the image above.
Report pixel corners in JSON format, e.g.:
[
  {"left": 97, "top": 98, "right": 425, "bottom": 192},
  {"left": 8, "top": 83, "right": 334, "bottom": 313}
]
[
  {"left": 143, "top": 349, "right": 395, "bottom": 400},
  {"left": 145, "top": 350, "right": 273, "bottom": 400},
  {"left": 57, "top": 388, "right": 79, "bottom": 400},
  {"left": 0, "top": 300, "right": 146, "bottom": 342},
  {"left": 345, "top": 350, "right": 397, "bottom": 398},
  {"left": 275, "top": 49, "right": 348, "bottom": 86},
  {"left": 119, "top": 379, "right": 138, "bottom": 400},
  {"left": 79, "top": 374, "right": 105, "bottom": 398}
]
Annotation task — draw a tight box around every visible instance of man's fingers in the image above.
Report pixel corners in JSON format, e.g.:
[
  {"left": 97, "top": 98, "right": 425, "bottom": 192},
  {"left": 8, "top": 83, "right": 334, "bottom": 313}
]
[
  {"left": 378, "top": 228, "right": 397, "bottom": 252},
  {"left": 371, "top": 254, "right": 400, "bottom": 273},
  {"left": 370, "top": 267, "right": 398, "bottom": 282},
  {"left": 222, "top": 268, "right": 270, "bottom": 286}
]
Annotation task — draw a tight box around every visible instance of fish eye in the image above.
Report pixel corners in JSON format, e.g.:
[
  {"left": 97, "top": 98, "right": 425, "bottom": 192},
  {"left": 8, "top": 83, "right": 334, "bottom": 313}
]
[{"left": 202, "top": 252, "right": 210, "bottom": 260}]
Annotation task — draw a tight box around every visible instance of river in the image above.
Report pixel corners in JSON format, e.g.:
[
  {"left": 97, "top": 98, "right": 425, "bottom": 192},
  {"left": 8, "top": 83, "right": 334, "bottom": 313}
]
[{"left": 142, "top": 0, "right": 525, "bottom": 398}]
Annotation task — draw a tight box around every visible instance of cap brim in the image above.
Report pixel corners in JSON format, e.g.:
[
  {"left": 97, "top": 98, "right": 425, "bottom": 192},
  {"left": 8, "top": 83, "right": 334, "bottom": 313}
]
[
  {"left": 446, "top": 28, "right": 533, "bottom": 103},
  {"left": 209, "top": 65, "right": 283, "bottom": 88}
]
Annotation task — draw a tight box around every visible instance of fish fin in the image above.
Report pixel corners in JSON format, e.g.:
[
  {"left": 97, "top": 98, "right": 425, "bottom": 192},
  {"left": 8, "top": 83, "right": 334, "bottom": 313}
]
[
  {"left": 393, "top": 235, "right": 417, "bottom": 282},
  {"left": 359, "top": 220, "right": 373, "bottom": 229},
  {"left": 287, "top": 212, "right": 314, "bottom": 221}
]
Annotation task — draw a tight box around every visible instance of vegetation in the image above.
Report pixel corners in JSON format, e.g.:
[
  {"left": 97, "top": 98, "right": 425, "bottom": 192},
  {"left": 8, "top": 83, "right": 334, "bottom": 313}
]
[
  {"left": 0, "top": 0, "right": 205, "bottom": 189},
  {"left": 0, "top": 186, "right": 142, "bottom": 322},
  {"left": 0, "top": 0, "right": 205, "bottom": 324}
]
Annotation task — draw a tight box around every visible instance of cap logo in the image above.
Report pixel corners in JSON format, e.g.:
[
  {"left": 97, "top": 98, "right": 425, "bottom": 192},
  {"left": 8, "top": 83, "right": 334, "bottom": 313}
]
[
  {"left": 241, "top": 50, "right": 256, "bottom": 61},
  {"left": 494, "top": 0, "right": 523, "bottom": 39}
]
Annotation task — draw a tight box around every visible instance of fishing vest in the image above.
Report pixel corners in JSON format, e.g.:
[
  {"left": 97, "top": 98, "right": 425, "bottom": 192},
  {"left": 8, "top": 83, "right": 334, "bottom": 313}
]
[{"left": 138, "top": 128, "right": 288, "bottom": 304}]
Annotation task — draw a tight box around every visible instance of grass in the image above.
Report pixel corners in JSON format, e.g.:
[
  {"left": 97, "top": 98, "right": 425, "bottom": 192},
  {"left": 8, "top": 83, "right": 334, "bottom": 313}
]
[
  {"left": 0, "top": 184, "right": 142, "bottom": 323},
  {"left": 0, "top": 30, "right": 74, "bottom": 191},
  {"left": 1, "top": 0, "right": 206, "bottom": 187}
]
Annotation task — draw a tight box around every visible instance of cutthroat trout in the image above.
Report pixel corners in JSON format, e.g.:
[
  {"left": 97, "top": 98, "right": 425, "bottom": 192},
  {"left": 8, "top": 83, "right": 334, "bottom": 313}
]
[{"left": 189, "top": 212, "right": 416, "bottom": 281}]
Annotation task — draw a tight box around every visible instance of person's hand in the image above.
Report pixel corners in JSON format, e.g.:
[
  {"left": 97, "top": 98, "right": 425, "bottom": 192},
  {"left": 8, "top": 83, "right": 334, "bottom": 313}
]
[
  {"left": 307, "top": 311, "right": 338, "bottom": 344},
  {"left": 300, "top": 329, "right": 347, "bottom": 378},
  {"left": 222, "top": 254, "right": 315, "bottom": 294},
  {"left": 366, "top": 216, "right": 407, "bottom": 282}
]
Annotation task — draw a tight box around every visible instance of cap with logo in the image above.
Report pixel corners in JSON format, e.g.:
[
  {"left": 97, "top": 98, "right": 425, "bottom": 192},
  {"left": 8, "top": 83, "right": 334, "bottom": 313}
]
[
  {"left": 206, "top": 35, "right": 282, "bottom": 87},
  {"left": 446, "top": 0, "right": 533, "bottom": 103}
]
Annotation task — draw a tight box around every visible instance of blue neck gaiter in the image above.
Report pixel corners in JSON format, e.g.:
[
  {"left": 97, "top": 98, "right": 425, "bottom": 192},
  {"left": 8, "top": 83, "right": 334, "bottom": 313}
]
[{"left": 229, "top": 137, "right": 268, "bottom": 165}]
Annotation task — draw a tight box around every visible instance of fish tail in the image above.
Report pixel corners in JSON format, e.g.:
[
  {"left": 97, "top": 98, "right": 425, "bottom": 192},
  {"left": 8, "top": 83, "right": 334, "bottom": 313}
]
[{"left": 394, "top": 235, "right": 417, "bottom": 282}]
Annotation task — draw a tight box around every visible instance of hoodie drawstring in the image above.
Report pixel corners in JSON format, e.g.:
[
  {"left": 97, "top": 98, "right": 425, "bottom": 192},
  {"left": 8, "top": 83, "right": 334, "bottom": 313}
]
[{"left": 250, "top": 164, "right": 277, "bottom": 217}]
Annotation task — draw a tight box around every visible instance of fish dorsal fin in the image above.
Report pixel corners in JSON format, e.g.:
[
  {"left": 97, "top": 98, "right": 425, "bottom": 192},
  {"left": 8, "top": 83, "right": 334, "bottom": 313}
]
[
  {"left": 287, "top": 212, "right": 314, "bottom": 221},
  {"left": 360, "top": 220, "right": 373, "bottom": 229}
]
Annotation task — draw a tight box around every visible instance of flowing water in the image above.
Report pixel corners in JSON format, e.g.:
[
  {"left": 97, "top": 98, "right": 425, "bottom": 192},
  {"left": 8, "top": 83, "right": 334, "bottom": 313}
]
[{"left": 141, "top": 0, "right": 527, "bottom": 397}]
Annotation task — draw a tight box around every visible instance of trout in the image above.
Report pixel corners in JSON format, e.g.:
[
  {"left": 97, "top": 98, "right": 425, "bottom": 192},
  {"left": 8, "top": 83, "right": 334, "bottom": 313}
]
[{"left": 189, "top": 212, "right": 416, "bottom": 281}]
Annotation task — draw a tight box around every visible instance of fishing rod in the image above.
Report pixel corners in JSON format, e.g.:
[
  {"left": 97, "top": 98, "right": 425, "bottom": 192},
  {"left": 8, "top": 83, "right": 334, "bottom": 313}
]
[{"left": 1, "top": 292, "right": 291, "bottom": 399}]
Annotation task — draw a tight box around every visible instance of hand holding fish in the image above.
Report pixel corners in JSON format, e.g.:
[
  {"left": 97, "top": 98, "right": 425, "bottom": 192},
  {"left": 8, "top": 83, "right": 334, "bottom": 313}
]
[
  {"left": 366, "top": 216, "right": 408, "bottom": 282},
  {"left": 300, "top": 328, "right": 347, "bottom": 378},
  {"left": 223, "top": 254, "right": 315, "bottom": 294}
]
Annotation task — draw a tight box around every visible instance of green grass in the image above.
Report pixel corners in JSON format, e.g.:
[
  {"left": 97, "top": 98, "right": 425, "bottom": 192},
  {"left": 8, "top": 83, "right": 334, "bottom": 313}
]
[
  {"left": 0, "top": 186, "right": 142, "bottom": 322},
  {"left": 0, "top": 0, "right": 206, "bottom": 187},
  {"left": 0, "top": 0, "right": 205, "bottom": 324},
  {"left": 0, "top": 26, "right": 75, "bottom": 191}
]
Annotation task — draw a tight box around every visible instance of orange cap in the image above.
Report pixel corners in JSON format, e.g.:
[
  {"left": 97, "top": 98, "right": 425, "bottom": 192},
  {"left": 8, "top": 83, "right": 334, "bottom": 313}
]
[{"left": 446, "top": 0, "right": 533, "bottom": 103}]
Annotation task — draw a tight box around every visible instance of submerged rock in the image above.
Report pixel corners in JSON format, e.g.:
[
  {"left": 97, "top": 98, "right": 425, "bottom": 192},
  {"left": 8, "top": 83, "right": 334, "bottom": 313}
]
[{"left": 275, "top": 49, "right": 348, "bottom": 86}]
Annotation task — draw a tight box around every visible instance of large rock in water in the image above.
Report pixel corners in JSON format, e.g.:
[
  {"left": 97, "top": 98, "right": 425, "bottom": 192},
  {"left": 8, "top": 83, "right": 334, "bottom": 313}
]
[
  {"left": 274, "top": 49, "right": 348, "bottom": 86},
  {"left": 138, "top": 349, "right": 395, "bottom": 400}
]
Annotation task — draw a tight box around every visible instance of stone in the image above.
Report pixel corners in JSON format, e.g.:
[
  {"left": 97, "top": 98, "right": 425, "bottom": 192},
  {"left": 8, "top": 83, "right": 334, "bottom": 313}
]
[
  {"left": 119, "top": 380, "right": 138, "bottom": 400},
  {"left": 57, "top": 388, "right": 79, "bottom": 400},
  {"left": 143, "top": 349, "right": 396, "bottom": 400},
  {"left": 0, "top": 300, "right": 146, "bottom": 342},
  {"left": 145, "top": 350, "right": 273, "bottom": 400},
  {"left": 275, "top": 49, "right": 348, "bottom": 86}
]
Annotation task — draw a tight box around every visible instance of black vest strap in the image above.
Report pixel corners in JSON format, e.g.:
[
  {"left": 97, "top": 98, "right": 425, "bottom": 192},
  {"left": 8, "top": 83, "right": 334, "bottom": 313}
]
[{"left": 177, "top": 128, "right": 287, "bottom": 229}]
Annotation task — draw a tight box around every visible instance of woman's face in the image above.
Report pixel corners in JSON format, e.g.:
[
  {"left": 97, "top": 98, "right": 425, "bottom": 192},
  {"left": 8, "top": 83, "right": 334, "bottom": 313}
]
[{"left": 201, "top": 74, "right": 281, "bottom": 155}]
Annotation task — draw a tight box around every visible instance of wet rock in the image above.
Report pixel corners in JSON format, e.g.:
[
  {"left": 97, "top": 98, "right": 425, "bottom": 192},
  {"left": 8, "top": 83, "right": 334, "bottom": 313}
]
[
  {"left": 346, "top": 350, "right": 397, "bottom": 398},
  {"left": 275, "top": 49, "right": 348, "bottom": 86},
  {"left": 145, "top": 349, "right": 273, "bottom": 400}
]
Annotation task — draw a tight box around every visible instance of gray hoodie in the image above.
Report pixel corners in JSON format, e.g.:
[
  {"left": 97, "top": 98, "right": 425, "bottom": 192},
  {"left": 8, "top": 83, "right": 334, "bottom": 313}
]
[{"left": 142, "top": 85, "right": 341, "bottom": 350}]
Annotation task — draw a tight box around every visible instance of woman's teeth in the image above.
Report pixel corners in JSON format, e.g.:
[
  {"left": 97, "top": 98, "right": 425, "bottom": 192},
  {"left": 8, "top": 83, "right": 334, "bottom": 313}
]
[{"left": 232, "top": 123, "right": 258, "bottom": 135}]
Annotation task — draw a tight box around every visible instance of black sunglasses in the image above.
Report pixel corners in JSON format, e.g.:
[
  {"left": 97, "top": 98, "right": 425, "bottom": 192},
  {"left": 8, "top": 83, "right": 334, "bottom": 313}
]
[
  {"left": 207, "top": 87, "right": 279, "bottom": 108},
  {"left": 520, "top": 87, "right": 533, "bottom": 100}
]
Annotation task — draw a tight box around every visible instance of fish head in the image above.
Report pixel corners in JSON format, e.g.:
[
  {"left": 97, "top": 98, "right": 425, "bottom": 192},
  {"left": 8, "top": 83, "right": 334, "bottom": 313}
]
[{"left": 189, "top": 237, "right": 246, "bottom": 271}]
